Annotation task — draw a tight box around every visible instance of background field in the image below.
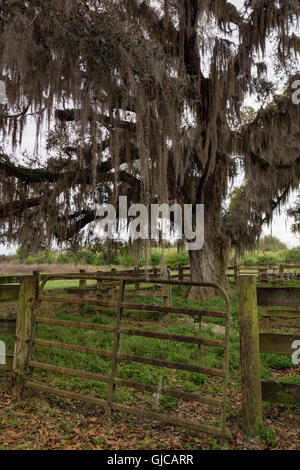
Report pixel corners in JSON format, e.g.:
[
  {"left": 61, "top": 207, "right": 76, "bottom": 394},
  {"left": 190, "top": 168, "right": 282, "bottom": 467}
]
[{"left": 2, "top": 246, "right": 300, "bottom": 277}]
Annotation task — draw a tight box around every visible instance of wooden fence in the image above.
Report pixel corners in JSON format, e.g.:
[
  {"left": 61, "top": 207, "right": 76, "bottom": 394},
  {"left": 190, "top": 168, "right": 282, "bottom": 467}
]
[
  {"left": 2, "top": 261, "right": 300, "bottom": 334},
  {"left": 0, "top": 267, "right": 174, "bottom": 333},
  {"left": 259, "top": 272, "right": 300, "bottom": 287},
  {"left": 258, "top": 286, "right": 300, "bottom": 410},
  {"left": 7, "top": 273, "right": 231, "bottom": 444},
  {"left": 238, "top": 276, "right": 300, "bottom": 434},
  {"left": 230, "top": 264, "right": 300, "bottom": 284}
]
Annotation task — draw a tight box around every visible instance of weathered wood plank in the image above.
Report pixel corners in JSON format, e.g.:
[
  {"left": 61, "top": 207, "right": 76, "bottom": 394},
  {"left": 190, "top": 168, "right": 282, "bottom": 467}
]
[
  {"left": 0, "top": 276, "right": 23, "bottom": 284},
  {"left": 262, "top": 308, "right": 300, "bottom": 319},
  {"left": 0, "top": 354, "right": 13, "bottom": 371},
  {"left": 257, "top": 287, "right": 300, "bottom": 307},
  {"left": 0, "top": 311, "right": 16, "bottom": 320},
  {"left": 0, "top": 284, "right": 19, "bottom": 302},
  {"left": 282, "top": 264, "right": 300, "bottom": 271},
  {"left": 0, "top": 318, "right": 16, "bottom": 332},
  {"left": 262, "top": 381, "right": 300, "bottom": 407},
  {"left": 259, "top": 333, "right": 300, "bottom": 355}
]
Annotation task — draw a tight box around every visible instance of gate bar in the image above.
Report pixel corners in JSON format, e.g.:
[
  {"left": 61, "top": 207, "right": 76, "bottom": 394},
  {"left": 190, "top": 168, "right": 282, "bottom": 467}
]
[
  {"left": 35, "top": 317, "right": 226, "bottom": 347},
  {"left": 29, "top": 360, "right": 222, "bottom": 406},
  {"left": 25, "top": 380, "right": 231, "bottom": 438},
  {"left": 33, "top": 338, "right": 225, "bottom": 377},
  {"left": 39, "top": 295, "right": 227, "bottom": 318}
]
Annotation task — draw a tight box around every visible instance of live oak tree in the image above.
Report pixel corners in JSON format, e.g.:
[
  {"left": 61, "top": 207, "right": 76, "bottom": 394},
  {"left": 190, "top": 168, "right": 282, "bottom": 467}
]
[
  {"left": 259, "top": 235, "right": 287, "bottom": 252},
  {"left": 223, "top": 183, "right": 289, "bottom": 259},
  {"left": 287, "top": 195, "right": 300, "bottom": 235},
  {"left": 0, "top": 1, "right": 299, "bottom": 293},
  {"left": 223, "top": 185, "right": 263, "bottom": 258}
]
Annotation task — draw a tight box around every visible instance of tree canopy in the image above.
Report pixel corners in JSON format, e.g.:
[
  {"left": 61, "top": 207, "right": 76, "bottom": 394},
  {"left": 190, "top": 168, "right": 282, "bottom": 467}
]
[
  {"left": 0, "top": 0, "right": 299, "bottom": 283},
  {"left": 287, "top": 195, "right": 300, "bottom": 235},
  {"left": 259, "top": 234, "right": 287, "bottom": 251}
]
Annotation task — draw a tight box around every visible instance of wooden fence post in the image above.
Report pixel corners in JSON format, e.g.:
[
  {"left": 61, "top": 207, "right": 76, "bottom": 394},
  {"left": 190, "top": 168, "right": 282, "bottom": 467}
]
[
  {"left": 12, "top": 276, "right": 37, "bottom": 399},
  {"left": 178, "top": 266, "right": 183, "bottom": 281},
  {"left": 33, "top": 271, "right": 40, "bottom": 301},
  {"left": 238, "top": 275, "right": 263, "bottom": 435},
  {"left": 108, "top": 279, "right": 125, "bottom": 411},
  {"left": 259, "top": 266, "right": 268, "bottom": 287},
  {"left": 279, "top": 265, "right": 284, "bottom": 287},
  {"left": 96, "top": 271, "right": 102, "bottom": 317},
  {"left": 234, "top": 265, "right": 238, "bottom": 284},
  {"left": 279, "top": 264, "right": 284, "bottom": 276},
  {"left": 134, "top": 266, "right": 139, "bottom": 291},
  {"left": 111, "top": 268, "right": 117, "bottom": 300},
  {"left": 79, "top": 269, "right": 86, "bottom": 313}
]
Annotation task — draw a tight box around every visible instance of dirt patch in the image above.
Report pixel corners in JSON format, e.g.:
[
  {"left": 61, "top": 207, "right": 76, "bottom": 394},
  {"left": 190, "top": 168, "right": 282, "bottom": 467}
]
[{"left": 202, "top": 323, "right": 225, "bottom": 335}]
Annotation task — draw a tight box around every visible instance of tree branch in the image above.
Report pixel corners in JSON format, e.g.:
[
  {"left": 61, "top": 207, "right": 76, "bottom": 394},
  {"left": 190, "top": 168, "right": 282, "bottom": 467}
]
[
  {"left": 0, "top": 197, "right": 41, "bottom": 219},
  {"left": 125, "top": 0, "right": 179, "bottom": 56},
  {"left": 55, "top": 109, "right": 136, "bottom": 133}
]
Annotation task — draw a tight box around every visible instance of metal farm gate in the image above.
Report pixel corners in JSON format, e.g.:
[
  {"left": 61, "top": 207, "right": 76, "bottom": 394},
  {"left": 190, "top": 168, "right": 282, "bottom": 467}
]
[{"left": 13, "top": 274, "right": 231, "bottom": 443}]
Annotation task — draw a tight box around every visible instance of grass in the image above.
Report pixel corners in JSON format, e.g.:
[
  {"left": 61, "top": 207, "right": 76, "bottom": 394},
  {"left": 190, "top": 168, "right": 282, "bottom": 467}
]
[
  {"left": 44, "top": 279, "right": 97, "bottom": 290},
  {"left": 258, "top": 425, "right": 279, "bottom": 447},
  {"left": 29, "top": 302, "right": 226, "bottom": 410}
]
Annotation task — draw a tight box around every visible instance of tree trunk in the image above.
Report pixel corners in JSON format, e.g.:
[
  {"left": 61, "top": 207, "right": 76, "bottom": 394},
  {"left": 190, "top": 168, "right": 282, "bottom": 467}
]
[{"left": 188, "top": 217, "right": 230, "bottom": 300}]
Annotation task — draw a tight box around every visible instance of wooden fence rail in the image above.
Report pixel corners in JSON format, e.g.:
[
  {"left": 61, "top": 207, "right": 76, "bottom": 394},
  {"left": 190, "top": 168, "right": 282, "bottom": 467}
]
[{"left": 0, "top": 354, "right": 13, "bottom": 372}]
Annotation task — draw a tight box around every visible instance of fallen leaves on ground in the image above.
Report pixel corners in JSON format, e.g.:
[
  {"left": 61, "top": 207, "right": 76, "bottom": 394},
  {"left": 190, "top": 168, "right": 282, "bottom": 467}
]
[{"left": 0, "top": 380, "right": 299, "bottom": 450}]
